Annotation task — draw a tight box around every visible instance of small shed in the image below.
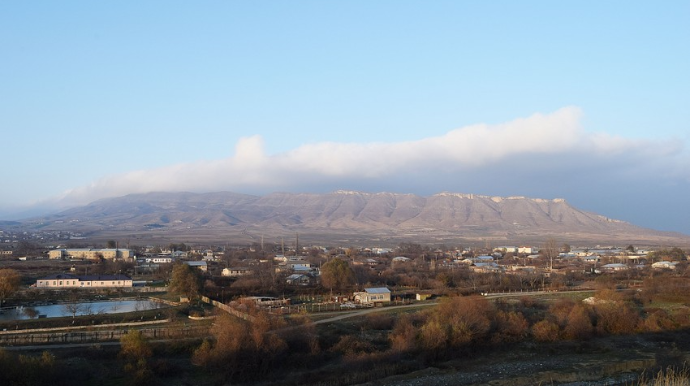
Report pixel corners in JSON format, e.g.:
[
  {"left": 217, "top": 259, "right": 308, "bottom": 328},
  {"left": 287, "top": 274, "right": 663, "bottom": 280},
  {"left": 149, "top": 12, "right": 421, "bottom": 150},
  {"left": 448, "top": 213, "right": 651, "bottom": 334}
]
[{"left": 416, "top": 293, "right": 432, "bottom": 301}]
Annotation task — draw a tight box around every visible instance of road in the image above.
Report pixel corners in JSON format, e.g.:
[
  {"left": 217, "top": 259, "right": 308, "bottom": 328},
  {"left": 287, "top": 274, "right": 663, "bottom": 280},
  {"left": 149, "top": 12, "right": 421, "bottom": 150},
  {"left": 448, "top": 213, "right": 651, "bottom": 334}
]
[{"left": 311, "top": 302, "right": 438, "bottom": 325}]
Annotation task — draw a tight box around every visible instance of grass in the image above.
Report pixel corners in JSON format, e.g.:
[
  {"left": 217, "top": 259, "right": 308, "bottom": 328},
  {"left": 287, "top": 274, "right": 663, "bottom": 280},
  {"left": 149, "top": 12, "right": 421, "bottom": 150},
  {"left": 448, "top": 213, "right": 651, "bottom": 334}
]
[{"left": 636, "top": 367, "right": 690, "bottom": 386}]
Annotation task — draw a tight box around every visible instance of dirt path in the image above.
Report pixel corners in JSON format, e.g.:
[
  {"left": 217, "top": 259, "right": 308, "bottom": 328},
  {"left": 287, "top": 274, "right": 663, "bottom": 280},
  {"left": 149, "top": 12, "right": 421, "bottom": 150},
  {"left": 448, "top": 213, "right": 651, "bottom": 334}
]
[{"left": 312, "top": 302, "right": 438, "bottom": 325}]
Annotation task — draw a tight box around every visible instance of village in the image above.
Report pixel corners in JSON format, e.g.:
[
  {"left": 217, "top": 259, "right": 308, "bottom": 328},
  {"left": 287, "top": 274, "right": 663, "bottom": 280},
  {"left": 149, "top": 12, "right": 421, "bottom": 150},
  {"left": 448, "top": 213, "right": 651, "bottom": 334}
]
[
  {"left": 5, "top": 239, "right": 686, "bottom": 308},
  {"left": 2, "top": 237, "right": 690, "bottom": 386}
]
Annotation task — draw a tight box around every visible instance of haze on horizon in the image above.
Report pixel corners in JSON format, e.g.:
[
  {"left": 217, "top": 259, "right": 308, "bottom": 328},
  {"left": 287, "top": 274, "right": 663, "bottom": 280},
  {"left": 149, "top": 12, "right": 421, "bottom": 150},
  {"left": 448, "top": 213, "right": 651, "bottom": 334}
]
[{"left": 1, "top": 2, "right": 688, "bottom": 234}]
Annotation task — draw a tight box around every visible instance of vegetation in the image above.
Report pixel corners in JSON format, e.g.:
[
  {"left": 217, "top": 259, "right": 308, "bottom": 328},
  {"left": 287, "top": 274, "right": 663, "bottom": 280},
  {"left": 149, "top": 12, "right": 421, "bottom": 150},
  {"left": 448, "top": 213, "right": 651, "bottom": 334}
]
[
  {"left": 0, "top": 349, "right": 62, "bottom": 386},
  {"left": 119, "top": 330, "right": 154, "bottom": 385},
  {"left": 0, "top": 268, "right": 21, "bottom": 306},
  {"left": 319, "top": 258, "right": 356, "bottom": 291},
  {"left": 1, "top": 239, "right": 690, "bottom": 385},
  {"left": 168, "top": 262, "right": 203, "bottom": 301}
]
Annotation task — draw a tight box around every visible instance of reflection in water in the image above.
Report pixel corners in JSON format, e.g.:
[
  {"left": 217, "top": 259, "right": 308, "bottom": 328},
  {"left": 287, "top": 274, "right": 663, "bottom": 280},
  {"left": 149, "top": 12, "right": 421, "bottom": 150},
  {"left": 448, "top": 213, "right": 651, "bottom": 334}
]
[{"left": 0, "top": 300, "right": 165, "bottom": 321}]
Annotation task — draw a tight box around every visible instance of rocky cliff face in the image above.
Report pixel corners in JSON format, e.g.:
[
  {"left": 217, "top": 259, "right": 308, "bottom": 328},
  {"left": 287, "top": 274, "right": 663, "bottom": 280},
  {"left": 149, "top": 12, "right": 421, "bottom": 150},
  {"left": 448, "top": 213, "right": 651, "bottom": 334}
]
[{"left": 21, "top": 190, "right": 688, "bottom": 245}]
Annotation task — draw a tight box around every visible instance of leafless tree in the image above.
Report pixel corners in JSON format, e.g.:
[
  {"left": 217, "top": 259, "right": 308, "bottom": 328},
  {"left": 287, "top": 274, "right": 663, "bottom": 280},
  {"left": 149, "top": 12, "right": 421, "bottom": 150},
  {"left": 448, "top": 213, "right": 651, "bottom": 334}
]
[{"left": 541, "top": 238, "right": 560, "bottom": 271}]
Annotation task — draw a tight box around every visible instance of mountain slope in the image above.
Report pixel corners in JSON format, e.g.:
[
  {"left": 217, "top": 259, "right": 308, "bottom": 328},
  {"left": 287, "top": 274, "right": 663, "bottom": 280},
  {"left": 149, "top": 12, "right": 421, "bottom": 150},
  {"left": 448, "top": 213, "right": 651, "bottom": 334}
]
[{"left": 17, "top": 191, "right": 689, "bottom": 245}]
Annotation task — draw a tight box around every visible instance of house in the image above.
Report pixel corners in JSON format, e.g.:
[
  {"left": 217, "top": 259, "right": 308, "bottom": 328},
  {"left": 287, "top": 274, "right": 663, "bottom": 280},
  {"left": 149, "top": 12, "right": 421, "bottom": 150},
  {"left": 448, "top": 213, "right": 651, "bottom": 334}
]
[
  {"left": 652, "top": 261, "right": 678, "bottom": 270},
  {"left": 599, "top": 263, "right": 628, "bottom": 272},
  {"left": 171, "top": 250, "right": 188, "bottom": 259},
  {"left": 276, "top": 260, "right": 314, "bottom": 274},
  {"left": 354, "top": 258, "right": 379, "bottom": 267},
  {"left": 582, "top": 255, "right": 600, "bottom": 263},
  {"left": 222, "top": 267, "right": 252, "bottom": 277},
  {"left": 471, "top": 262, "right": 502, "bottom": 273},
  {"left": 354, "top": 287, "right": 391, "bottom": 306},
  {"left": 285, "top": 273, "right": 313, "bottom": 286},
  {"left": 35, "top": 273, "right": 133, "bottom": 288},
  {"left": 147, "top": 255, "right": 173, "bottom": 264},
  {"left": 392, "top": 256, "right": 411, "bottom": 263},
  {"left": 495, "top": 246, "right": 518, "bottom": 254},
  {"left": 184, "top": 260, "right": 208, "bottom": 272},
  {"left": 506, "top": 265, "right": 537, "bottom": 274},
  {"left": 518, "top": 246, "right": 537, "bottom": 255}
]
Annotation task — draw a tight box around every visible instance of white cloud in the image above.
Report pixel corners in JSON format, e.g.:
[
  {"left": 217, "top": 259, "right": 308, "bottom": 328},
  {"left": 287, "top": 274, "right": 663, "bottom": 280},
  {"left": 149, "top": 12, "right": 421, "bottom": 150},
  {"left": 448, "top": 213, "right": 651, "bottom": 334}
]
[{"left": 47, "top": 106, "right": 686, "bottom": 208}]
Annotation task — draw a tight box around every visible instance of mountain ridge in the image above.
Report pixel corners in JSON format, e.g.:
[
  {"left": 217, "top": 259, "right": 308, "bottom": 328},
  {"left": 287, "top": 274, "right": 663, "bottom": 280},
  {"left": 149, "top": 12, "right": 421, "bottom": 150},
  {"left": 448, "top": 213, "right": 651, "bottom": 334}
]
[{"left": 13, "top": 190, "right": 689, "bottom": 246}]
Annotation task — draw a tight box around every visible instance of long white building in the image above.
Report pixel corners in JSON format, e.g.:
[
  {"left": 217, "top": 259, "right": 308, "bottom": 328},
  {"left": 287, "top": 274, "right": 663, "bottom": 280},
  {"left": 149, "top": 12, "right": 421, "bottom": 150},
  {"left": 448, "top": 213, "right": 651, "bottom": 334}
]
[
  {"left": 35, "top": 273, "right": 133, "bottom": 289},
  {"left": 48, "top": 248, "right": 133, "bottom": 260}
]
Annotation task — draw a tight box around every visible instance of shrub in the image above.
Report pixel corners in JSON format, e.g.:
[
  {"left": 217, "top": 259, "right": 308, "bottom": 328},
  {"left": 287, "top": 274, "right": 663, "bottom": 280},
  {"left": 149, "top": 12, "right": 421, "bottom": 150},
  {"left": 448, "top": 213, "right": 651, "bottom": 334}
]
[
  {"left": 563, "top": 304, "right": 593, "bottom": 340},
  {"left": 492, "top": 310, "right": 529, "bottom": 344},
  {"left": 389, "top": 314, "right": 418, "bottom": 353},
  {"left": 532, "top": 320, "right": 559, "bottom": 342}
]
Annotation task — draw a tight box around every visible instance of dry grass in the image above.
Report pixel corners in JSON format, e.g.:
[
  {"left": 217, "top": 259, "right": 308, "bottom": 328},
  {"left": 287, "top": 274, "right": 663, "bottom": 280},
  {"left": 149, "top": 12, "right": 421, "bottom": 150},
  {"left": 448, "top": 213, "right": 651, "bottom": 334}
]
[{"left": 636, "top": 367, "right": 690, "bottom": 386}]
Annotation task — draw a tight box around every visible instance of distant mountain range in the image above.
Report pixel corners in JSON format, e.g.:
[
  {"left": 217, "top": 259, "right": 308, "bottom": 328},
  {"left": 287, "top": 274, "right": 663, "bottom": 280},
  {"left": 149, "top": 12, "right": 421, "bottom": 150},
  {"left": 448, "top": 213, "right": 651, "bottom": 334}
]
[{"left": 11, "top": 191, "right": 690, "bottom": 246}]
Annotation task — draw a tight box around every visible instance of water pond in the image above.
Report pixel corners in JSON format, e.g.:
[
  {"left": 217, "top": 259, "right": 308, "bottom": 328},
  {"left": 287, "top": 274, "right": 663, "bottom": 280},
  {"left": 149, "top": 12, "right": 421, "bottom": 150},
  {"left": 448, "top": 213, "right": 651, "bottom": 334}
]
[{"left": 0, "top": 299, "right": 166, "bottom": 321}]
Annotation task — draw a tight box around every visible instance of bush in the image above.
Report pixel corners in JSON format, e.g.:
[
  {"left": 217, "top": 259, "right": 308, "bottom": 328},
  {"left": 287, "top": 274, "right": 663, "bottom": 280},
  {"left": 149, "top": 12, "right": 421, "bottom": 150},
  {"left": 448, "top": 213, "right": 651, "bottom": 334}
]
[
  {"left": 492, "top": 310, "right": 529, "bottom": 344},
  {"left": 532, "top": 320, "right": 559, "bottom": 342}
]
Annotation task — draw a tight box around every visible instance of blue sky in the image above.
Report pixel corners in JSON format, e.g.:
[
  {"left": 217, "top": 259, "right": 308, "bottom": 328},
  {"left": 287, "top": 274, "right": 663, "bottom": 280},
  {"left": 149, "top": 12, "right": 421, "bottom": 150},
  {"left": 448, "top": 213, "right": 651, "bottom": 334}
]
[{"left": 1, "top": 1, "right": 689, "bottom": 234}]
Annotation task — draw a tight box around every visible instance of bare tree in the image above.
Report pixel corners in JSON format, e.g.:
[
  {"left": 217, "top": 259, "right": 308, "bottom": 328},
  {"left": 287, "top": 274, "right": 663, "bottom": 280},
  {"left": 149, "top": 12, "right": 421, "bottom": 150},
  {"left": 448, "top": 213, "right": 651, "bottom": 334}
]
[
  {"left": 541, "top": 238, "right": 559, "bottom": 271},
  {"left": 63, "top": 302, "right": 87, "bottom": 319}
]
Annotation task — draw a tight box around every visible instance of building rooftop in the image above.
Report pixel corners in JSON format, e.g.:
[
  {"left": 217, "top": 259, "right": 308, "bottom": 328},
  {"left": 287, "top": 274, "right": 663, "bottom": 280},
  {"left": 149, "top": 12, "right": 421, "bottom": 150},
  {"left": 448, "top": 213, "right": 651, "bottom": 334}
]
[{"left": 364, "top": 287, "right": 390, "bottom": 294}]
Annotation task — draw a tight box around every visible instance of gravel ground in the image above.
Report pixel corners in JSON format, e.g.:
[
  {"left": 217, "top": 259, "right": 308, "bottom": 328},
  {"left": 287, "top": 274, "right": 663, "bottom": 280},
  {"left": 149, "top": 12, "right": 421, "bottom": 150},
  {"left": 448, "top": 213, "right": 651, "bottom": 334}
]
[{"left": 360, "top": 336, "right": 681, "bottom": 386}]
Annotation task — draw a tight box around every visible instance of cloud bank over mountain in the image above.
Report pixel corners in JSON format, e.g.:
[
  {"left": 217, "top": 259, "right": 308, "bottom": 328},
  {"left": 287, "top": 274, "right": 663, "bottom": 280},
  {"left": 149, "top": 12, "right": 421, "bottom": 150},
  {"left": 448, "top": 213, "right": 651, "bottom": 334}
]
[{"left": 18, "top": 107, "right": 690, "bottom": 234}]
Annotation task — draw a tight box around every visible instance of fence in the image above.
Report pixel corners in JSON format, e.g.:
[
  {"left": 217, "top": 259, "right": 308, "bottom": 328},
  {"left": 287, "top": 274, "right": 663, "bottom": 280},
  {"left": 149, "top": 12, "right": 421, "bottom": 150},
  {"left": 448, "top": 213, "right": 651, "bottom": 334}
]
[
  {"left": 201, "top": 296, "right": 255, "bottom": 322},
  {"left": 0, "top": 324, "right": 209, "bottom": 346}
]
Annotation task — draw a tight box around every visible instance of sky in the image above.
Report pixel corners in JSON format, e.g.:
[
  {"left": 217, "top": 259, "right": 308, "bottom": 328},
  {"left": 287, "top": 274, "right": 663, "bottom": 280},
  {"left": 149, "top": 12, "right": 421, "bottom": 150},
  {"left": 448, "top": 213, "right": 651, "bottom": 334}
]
[{"left": 1, "top": 1, "right": 689, "bottom": 234}]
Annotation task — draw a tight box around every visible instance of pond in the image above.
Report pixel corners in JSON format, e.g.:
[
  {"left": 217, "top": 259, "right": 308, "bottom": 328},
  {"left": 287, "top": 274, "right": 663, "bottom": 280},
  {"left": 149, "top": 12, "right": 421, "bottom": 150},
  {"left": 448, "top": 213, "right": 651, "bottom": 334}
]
[{"left": 0, "top": 299, "right": 166, "bottom": 321}]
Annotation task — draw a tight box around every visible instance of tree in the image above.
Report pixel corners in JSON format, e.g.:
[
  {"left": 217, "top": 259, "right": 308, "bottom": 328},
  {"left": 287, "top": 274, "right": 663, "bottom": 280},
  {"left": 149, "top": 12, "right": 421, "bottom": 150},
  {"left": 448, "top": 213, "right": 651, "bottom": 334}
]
[
  {"left": 63, "top": 302, "right": 89, "bottom": 319},
  {"left": 320, "top": 259, "right": 355, "bottom": 291},
  {"left": 120, "top": 330, "right": 152, "bottom": 361},
  {"left": 541, "top": 238, "right": 559, "bottom": 270},
  {"left": 106, "top": 240, "right": 117, "bottom": 249},
  {"left": 62, "top": 290, "right": 92, "bottom": 319},
  {"left": 119, "top": 330, "right": 153, "bottom": 385},
  {"left": 0, "top": 269, "right": 21, "bottom": 306},
  {"left": 15, "top": 241, "right": 37, "bottom": 256},
  {"left": 648, "top": 248, "right": 687, "bottom": 262},
  {"left": 168, "top": 263, "right": 203, "bottom": 301}
]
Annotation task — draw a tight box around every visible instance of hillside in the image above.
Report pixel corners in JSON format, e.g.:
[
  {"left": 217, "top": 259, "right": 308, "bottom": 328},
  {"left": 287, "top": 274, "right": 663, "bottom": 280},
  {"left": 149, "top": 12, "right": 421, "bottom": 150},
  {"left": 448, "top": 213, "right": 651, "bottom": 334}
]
[{"left": 16, "top": 191, "right": 690, "bottom": 246}]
